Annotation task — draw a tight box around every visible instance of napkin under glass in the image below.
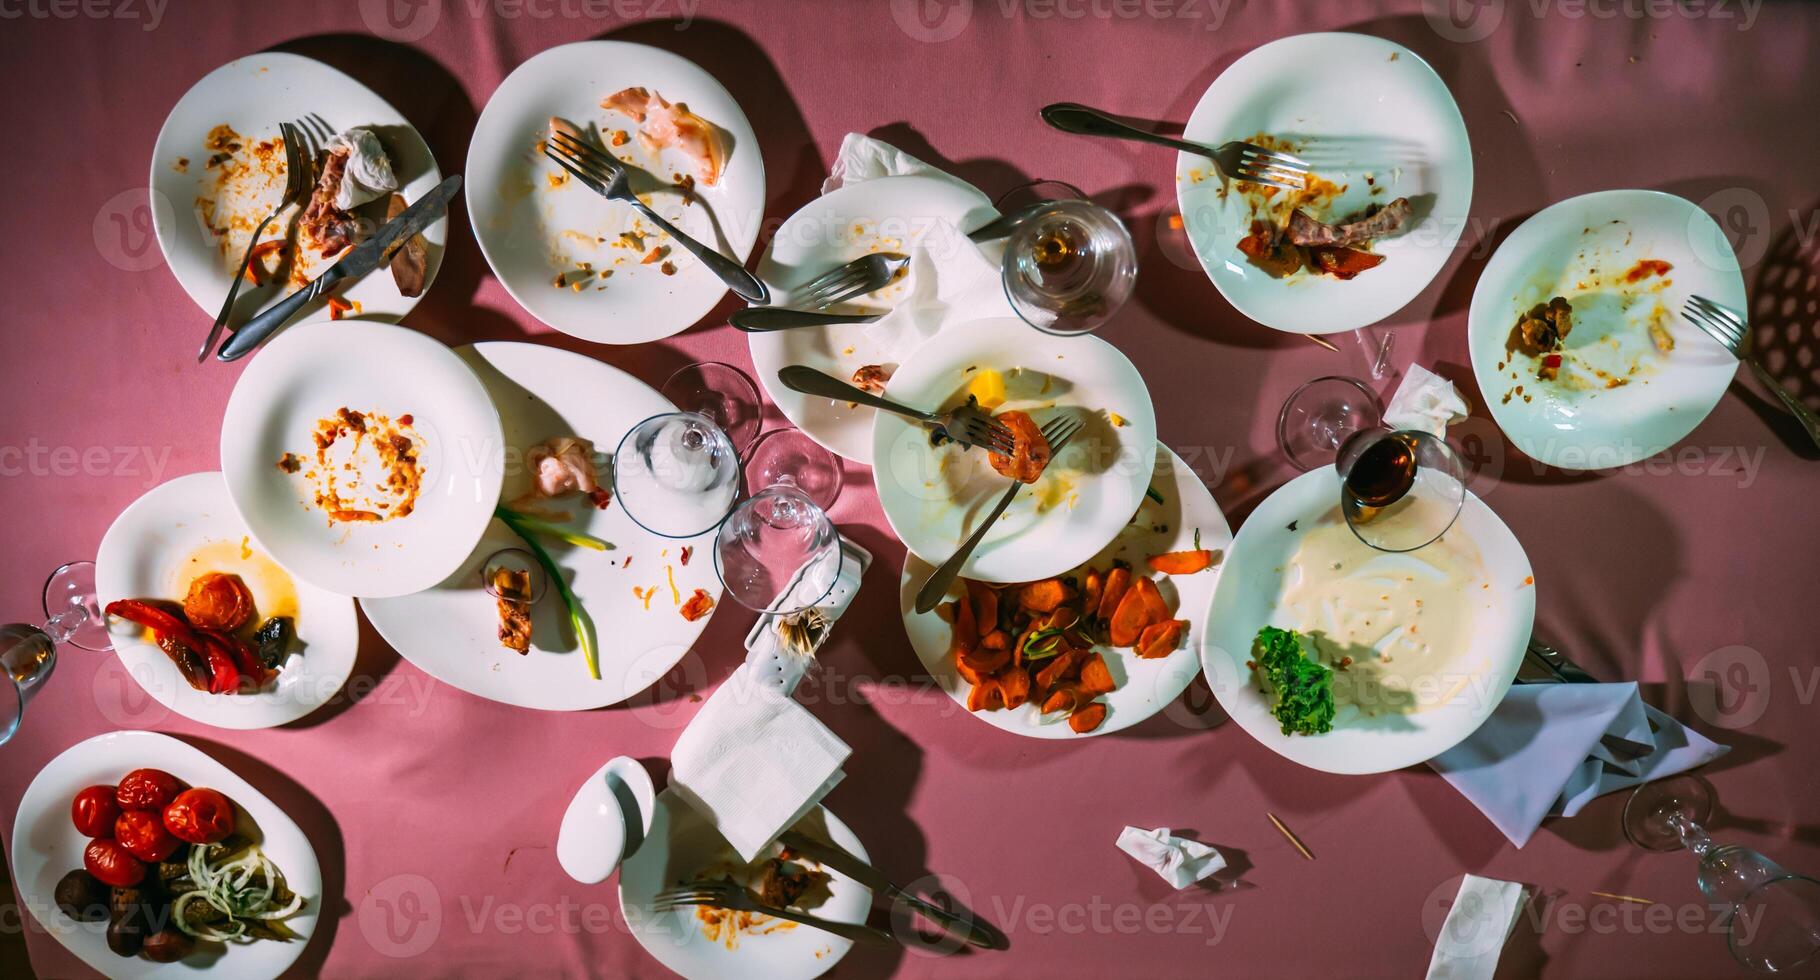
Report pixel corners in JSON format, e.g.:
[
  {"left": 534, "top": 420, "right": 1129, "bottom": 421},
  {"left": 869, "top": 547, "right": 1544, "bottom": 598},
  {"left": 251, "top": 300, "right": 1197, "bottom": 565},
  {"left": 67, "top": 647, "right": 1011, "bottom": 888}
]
[
  {"left": 1428, "top": 681, "right": 1728, "bottom": 847},
  {"left": 1115, "top": 826, "right": 1228, "bottom": 889},
  {"left": 1425, "top": 874, "right": 1527, "bottom": 980},
  {"left": 1384, "top": 363, "right": 1470, "bottom": 437}
]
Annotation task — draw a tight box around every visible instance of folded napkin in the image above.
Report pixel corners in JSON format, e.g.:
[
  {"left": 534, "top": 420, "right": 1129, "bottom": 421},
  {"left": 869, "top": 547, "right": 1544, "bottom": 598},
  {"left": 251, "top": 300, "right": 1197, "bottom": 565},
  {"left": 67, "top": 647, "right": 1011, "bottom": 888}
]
[
  {"left": 742, "top": 537, "right": 872, "bottom": 695},
  {"left": 668, "top": 665, "right": 852, "bottom": 862},
  {"left": 818, "top": 133, "right": 1015, "bottom": 361},
  {"left": 1425, "top": 874, "right": 1527, "bottom": 980},
  {"left": 1429, "top": 682, "right": 1729, "bottom": 847},
  {"left": 1384, "top": 363, "right": 1470, "bottom": 437},
  {"left": 1115, "top": 827, "right": 1228, "bottom": 889}
]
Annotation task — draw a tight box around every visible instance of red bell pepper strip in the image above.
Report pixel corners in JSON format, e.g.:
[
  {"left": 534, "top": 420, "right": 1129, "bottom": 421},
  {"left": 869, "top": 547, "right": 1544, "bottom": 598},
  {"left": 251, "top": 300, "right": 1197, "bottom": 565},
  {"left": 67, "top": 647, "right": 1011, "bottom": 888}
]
[
  {"left": 199, "top": 628, "right": 271, "bottom": 688},
  {"left": 105, "top": 599, "right": 202, "bottom": 649},
  {"left": 191, "top": 631, "right": 242, "bottom": 694}
]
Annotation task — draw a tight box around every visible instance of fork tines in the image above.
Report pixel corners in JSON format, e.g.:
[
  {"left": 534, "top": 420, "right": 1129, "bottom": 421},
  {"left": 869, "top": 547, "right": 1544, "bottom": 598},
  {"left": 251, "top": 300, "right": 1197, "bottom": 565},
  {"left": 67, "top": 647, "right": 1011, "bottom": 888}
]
[
  {"left": 549, "top": 129, "right": 624, "bottom": 174},
  {"left": 651, "top": 880, "right": 735, "bottom": 912},
  {"left": 1231, "top": 142, "right": 1311, "bottom": 190},
  {"left": 1681, "top": 295, "right": 1745, "bottom": 353},
  {"left": 958, "top": 415, "right": 1017, "bottom": 456},
  {"left": 1039, "top": 415, "right": 1084, "bottom": 455},
  {"left": 796, "top": 264, "right": 873, "bottom": 310}
]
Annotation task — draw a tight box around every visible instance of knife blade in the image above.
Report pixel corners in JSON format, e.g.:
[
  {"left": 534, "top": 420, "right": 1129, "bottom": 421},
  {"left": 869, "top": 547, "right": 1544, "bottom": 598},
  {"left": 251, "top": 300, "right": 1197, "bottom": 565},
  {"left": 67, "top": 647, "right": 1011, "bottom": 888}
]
[
  {"left": 215, "top": 174, "right": 461, "bottom": 362},
  {"left": 965, "top": 202, "right": 1045, "bottom": 244},
  {"left": 778, "top": 831, "right": 1003, "bottom": 950}
]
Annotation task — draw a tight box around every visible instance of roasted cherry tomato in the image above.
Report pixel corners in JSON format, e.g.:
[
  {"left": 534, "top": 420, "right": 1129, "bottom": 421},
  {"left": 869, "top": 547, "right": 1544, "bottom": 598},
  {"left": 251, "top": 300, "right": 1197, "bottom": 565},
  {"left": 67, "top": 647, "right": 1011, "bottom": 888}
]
[
  {"left": 115, "top": 769, "right": 185, "bottom": 813},
  {"left": 114, "top": 809, "right": 182, "bottom": 863},
  {"left": 163, "top": 788, "right": 235, "bottom": 844},
  {"left": 82, "top": 839, "right": 145, "bottom": 888},
  {"left": 183, "top": 573, "right": 254, "bottom": 631},
  {"left": 71, "top": 785, "right": 121, "bottom": 838}
]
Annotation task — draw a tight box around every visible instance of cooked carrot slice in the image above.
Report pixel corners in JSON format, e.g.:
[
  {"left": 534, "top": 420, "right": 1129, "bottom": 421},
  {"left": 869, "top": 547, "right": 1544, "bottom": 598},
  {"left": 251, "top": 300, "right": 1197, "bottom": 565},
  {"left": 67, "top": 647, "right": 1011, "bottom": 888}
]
[
  {"left": 1068, "top": 701, "right": 1107, "bottom": 733},
  {"left": 1034, "top": 649, "right": 1080, "bottom": 692},
  {"left": 966, "top": 677, "right": 1005, "bottom": 712},
  {"left": 955, "top": 656, "right": 989, "bottom": 686},
  {"left": 960, "top": 643, "right": 1011, "bottom": 676},
  {"left": 1109, "top": 584, "right": 1152, "bottom": 647},
  {"left": 1081, "top": 569, "right": 1103, "bottom": 618},
  {"left": 1134, "top": 577, "right": 1170, "bottom": 629},
  {"left": 1040, "top": 685, "right": 1079, "bottom": 715},
  {"left": 966, "top": 580, "right": 999, "bottom": 633},
  {"left": 951, "top": 597, "right": 978, "bottom": 656},
  {"left": 1135, "top": 619, "right": 1187, "bottom": 659},
  {"left": 1146, "top": 549, "right": 1218, "bottom": 575},
  {"left": 1017, "top": 579, "right": 1069, "bottom": 614},
  {"left": 980, "top": 629, "right": 1010, "bottom": 652},
  {"left": 1077, "top": 652, "right": 1115, "bottom": 696},
  {"left": 998, "top": 667, "right": 1032, "bottom": 709},
  {"left": 1097, "top": 566, "right": 1131, "bottom": 622}
]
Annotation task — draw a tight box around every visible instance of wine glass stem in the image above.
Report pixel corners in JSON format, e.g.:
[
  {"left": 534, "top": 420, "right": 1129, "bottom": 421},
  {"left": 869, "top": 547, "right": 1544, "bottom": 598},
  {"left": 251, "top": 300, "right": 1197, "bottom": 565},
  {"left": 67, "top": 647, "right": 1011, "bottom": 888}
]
[
  {"left": 1667, "top": 811, "right": 1716, "bottom": 860},
  {"left": 43, "top": 606, "right": 88, "bottom": 646}
]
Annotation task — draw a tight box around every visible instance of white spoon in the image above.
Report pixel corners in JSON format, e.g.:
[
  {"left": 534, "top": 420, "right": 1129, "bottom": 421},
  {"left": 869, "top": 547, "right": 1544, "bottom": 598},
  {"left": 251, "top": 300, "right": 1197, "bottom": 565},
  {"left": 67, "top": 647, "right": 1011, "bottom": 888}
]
[{"left": 556, "top": 756, "right": 656, "bottom": 884}]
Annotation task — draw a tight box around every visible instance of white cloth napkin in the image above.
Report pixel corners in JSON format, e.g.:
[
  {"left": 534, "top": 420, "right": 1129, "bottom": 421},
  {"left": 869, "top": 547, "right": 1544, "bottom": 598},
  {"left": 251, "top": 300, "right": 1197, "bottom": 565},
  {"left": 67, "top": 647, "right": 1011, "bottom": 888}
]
[
  {"left": 1429, "top": 682, "right": 1729, "bottom": 847},
  {"left": 742, "top": 537, "right": 872, "bottom": 695},
  {"left": 1115, "top": 827, "right": 1227, "bottom": 889},
  {"left": 668, "top": 664, "right": 851, "bottom": 862},
  {"left": 1425, "top": 874, "right": 1527, "bottom": 980},
  {"left": 1384, "top": 363, "right": 1470, "bottom": 436},
  {"left": 818, "top": 134, "right": 1015, "bottom": 362},
  {"left": 322, "top": 127, "right": 398, "bottom": 211}
]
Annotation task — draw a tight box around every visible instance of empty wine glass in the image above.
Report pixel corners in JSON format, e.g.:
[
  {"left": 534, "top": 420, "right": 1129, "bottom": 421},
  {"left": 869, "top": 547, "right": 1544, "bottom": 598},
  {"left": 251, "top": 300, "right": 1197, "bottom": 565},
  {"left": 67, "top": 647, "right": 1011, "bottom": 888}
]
[
  {"left": 611, "top": 412, "right": 741, "bottom": 539},
  {"left": 1624, "top": 776, "right": 1820, "bottom": 974},
  {"left": 712, "top": 485, "right": 843, "bottom": 616},
  {"left": 3, "top": 561, "right": 111, "bottom": 745},
  {"left": 1276, "top": 375, "right": 1383, "bottom": 471},
  {"left": 1000, "top": 189, "right": 1137, "bottom": 336},
  {"left": 661, "top": 361, "right": 763, "bottom": 458},
  {"left": 1334, "top": 427, "right": 1466, "bottom": 553},
  {"left": 745, "top": 427, "right": 844, "bottom": 512}
]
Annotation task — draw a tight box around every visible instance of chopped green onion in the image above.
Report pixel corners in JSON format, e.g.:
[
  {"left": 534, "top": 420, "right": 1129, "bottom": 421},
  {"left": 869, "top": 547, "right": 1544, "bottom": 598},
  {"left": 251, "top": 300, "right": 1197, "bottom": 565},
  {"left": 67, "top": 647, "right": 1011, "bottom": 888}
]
[
  {"left": 1193, "top": 527, "right": 1201, "bottom": 550},
  {"left": 1145, "top": 486, "right": 1165, "bottom": 505},
  {"left": 496, "top": 506, "right": 613, "bottom": 551},
  {"left": 499, "top": 510, "right": 600, "bottom": 680}
]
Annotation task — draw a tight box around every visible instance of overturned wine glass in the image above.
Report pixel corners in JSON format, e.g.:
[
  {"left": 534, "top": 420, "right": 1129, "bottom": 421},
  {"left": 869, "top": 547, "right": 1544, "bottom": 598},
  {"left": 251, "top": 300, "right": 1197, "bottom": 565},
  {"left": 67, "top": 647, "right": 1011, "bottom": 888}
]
[{"left": 3, "top": 561, "right": 112, "bottom": 745}]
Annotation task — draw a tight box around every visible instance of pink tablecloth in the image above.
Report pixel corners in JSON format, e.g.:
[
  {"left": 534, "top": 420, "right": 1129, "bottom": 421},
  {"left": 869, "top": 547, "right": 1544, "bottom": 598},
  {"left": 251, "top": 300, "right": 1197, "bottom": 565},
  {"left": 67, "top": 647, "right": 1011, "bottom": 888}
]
[{"left": 4, "top": 2, "right": 1817, "bottom": 977}]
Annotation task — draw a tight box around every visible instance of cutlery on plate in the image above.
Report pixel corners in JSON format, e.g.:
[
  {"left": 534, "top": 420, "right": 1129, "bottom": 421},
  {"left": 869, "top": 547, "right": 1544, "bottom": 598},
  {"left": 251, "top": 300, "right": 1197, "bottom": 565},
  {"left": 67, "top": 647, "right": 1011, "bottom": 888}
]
[
  {"left": 776, "top": 365, "right": 1013, "bottom": 454},
  {"left": 1040, "top": 102, "right": 1310, "bottom": 191},
  {"left": 651, "top": 878, "right": 897, "bottom": 946},
  {"left": 729, "top": 253, "right": 907, "bottom": 332},
  {"left": 197, "top": 119, "right": 314, "bottom": 363},
  {"left": 1682, "top": 294, "right": 1820, "bottom": 450},
  {"left": 966, "top": 202, "right": 1047, "bottom": 244},
  {"left": 778, "top": 831, "right": 1004, "bottom": 950},
  {"left": 215, "top": 174, "right": 462, "bottom": 362},
  {"left": 915, "top": 415, "right": 1085, "bottom": 614},
  {"left": 543, "top": 129, "right": 768, "bottom": 304}
]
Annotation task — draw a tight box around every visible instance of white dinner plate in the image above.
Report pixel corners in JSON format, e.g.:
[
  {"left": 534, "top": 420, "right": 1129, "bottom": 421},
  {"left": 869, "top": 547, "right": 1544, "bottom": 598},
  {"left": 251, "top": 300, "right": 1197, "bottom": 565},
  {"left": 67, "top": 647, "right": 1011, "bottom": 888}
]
[
  {"left": 467, "top": 40, "right": 765, "bottom": 344},
  {"left": 901, "top": 446, "right": 1229, "bottom": 738},
  {"left": 749, "top": 175, "right": 999, "bottom": 463},
  {"left": 872, "top": 317, "right": 1157, "bottom": 583},
  {"left": 150, "top": 52, "right": 446, "bottom": 329},
  {"left": 1469, "top": 189, "right": 1744, "bottom": 470},
  {"left": 1200, "top": 468, "right": 1534, "bottom": 774},
  {"left": 1175, "top": 32, "right": 1473, "bottom": 334},
  {"left": 360, "top": 342, "right": 723, "bottom": 710},
  {"left": 11, "top": 730, "right": 322, "bottom": 980},
  {"left": 218, "top": 321, "right": 504, "bottom": 598},
  {"left": 94, "top": 472, "right": 359, "bottom": 729},
  {"left": 619, "top": 790, "right": 868, "bottom": 980}
]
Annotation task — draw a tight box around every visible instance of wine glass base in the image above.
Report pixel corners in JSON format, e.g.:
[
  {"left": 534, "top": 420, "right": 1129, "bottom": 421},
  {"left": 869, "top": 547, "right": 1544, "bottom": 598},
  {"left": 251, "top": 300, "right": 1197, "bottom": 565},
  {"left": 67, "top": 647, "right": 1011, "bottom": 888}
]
[
  {"left": 746, "top": 429, "right": 844, "bottom": 512},
  {"left": 661, "top": 362, "right": 762, "bottom": 458},
  {"left": 43, "top": 560, "right": 110, "bottom": 652},
  {"left": 1623, "top": 774, "right": 1715, "bottom": 851},
  {"left": 1276, "top": 375, "right": 1382, "bottom": 472}
]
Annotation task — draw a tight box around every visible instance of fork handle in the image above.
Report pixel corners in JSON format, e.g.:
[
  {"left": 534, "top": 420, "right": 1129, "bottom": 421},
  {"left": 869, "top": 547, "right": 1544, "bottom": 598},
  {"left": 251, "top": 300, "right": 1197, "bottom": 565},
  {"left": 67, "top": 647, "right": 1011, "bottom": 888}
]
[
  {"left": 1040, "top": 103, "right": 1207, "bottom": 158},
  {"left": 777, "top": 365, "right": 937, "bottom": 422},
  {"left": 731, "top": 308, "right": 884, "bottom": 332},
  {"left": 915, "top": 479, "right": 1023, "bottom": 614},
  {"left": 1745, "top": 357, "right": 1820, "bottom": 450},
  {"left": 199, "top": 210, "right": 282, "bottom": 362},
  {"left": 623, "top": 197, "right": 770, "bottom": 304}
]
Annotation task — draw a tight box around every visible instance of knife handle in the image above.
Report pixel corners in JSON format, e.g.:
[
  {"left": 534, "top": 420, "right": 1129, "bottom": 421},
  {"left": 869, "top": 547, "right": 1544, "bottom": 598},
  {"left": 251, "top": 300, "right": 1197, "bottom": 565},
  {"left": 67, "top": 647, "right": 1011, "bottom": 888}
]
[
  {"left": 731, "top": 308, "right": 882, "bottom": 332},
  {"left": 216, "top": 267, "right": 344, "bottom": 361}
]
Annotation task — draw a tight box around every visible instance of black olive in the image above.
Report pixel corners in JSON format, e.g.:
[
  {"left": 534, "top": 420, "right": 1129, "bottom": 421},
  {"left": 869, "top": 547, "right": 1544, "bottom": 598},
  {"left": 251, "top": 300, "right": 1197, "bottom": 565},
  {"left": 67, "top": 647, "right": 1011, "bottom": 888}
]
[
  {"left": 105, "top": 915, "right": 144, "bottom": 957},
  {"left": 54, "top": 870, "right": 108, "bottom": 922},
  {"left": 252, "top": 616, "right": 295, "bottom": 669},
  {"left": 141, "top": 927, "right": 195, "bottom": 963}
]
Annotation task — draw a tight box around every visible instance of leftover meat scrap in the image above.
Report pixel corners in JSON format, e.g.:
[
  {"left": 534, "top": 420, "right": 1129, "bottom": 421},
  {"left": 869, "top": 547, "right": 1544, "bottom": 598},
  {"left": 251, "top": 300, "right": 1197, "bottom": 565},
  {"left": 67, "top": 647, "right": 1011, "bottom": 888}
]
[
  {"left": 851, "top": 364, "right": 890, "bottom": 394},
  {"left": 987, "top": 410, "right": 1051, "bottom": 485}
]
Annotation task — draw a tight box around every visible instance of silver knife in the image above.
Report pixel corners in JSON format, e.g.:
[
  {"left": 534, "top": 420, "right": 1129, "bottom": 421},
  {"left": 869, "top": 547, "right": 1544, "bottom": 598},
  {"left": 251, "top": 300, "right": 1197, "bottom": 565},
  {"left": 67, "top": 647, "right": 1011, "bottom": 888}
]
[
  {"left": 966, "top": 202, "right": 1045, "bottom": 244},
  {"left": 214, "top": 175, "right": 461, "bottom": 362},
  {"left": 778, "top": 831, "right": 1004, "bottom": 950}
]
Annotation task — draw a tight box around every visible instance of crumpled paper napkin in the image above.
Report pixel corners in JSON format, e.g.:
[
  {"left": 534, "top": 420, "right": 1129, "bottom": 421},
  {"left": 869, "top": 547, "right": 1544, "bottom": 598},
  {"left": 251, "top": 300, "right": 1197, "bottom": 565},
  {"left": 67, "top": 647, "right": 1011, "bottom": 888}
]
[{"left": 1115, "top": 826, "right": 1228, "bottom": 889}]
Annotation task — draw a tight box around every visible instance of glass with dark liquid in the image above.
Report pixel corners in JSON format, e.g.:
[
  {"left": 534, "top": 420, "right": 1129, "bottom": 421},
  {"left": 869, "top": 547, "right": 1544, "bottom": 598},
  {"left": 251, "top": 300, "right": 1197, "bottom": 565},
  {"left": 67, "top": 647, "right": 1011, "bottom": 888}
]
[{"left": 1335, "top": 428, "right": 1466, "bottom": 552}]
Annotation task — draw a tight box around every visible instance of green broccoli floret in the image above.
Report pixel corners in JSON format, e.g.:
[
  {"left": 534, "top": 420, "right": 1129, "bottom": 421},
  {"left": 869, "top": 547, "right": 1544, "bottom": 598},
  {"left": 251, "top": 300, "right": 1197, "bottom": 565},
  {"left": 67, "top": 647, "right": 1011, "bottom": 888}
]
[{"left": 1252, "top": 626, "right": 1335, "bottom": 736}]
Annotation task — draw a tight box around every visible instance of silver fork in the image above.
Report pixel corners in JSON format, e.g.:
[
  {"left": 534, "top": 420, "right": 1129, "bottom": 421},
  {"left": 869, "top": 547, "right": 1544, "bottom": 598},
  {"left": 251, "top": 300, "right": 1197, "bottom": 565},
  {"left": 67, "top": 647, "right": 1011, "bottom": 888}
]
[
  {"left": 915, "top": 415, "right": 1085, "bottom": 614},
  {"left": 543, "top": 128, "right": 768, "bottom": 303},
  {"left": 1682, "top": 294, "right": 1820, "bottom": 449},
  {"left": 729, "top": 253, "right": 908, "bottom": 332},
  {"left": 775, "top": 365, "right": 1014, "bottom": 454},
  {"left": 651, "top": 879, "right": 896, "bottom": 946},
  {"left": 1040, "top": 102, "right": 1310, "bottom": 191},
  {"left": 196, "top": 119, "right": 311, "bottom": 362}
]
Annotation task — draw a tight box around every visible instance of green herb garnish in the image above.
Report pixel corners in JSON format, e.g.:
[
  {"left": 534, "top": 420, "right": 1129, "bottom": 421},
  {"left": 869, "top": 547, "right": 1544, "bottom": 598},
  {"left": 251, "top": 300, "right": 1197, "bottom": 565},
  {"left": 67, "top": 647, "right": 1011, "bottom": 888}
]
[
  {"left": 497, "top": 506, "right": 600, "bottom": 680},
  {"left": 1145, "top": 486, "right": 1166, "bottom": 505},
  {"left": 1252, "top": 626, "right": 1334, "bottom": 736},
  {"left": 496, "top": 507, "right": 613, "bottom": 551}
]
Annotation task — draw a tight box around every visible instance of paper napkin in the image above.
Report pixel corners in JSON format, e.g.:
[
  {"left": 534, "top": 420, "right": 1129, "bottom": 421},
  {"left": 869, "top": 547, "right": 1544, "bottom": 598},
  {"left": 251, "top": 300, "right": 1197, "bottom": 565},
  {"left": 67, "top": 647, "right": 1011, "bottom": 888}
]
[
  {"left": 1425, "top": 874, "right": 1527, "bottom": 980},
  {"left": 742, "top": 537, "right": 873, "bottom": 696},
  {"left": 819, "top": 133, "right": 1016, "bottom": 361},
  {"left": 1384, "top": 363, "right": 1470, "bottom": 437},
  {"left": 1115, "top": 827, "right": 1228, "bottom": 889},
  {"left": 1428, "top": 682, "right": 1728, "bottom": 847},
  {"left": 668, "top": 664, "right": 852, "bottom": 862}
]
